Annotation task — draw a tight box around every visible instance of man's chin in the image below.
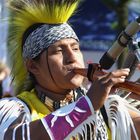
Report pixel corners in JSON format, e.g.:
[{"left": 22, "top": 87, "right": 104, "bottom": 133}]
[{"left": 69, "top": 79, "right": 84, "bottom": 88}]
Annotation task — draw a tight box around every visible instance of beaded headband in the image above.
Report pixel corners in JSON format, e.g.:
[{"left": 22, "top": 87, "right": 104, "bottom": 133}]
[{"left": 23, "top": 23, "right": 79, "bottom": 59}]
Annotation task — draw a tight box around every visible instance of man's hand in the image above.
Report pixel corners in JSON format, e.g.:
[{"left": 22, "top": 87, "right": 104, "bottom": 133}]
[{"left": 87, "top": 68, "right": 130, "bottom": 110}]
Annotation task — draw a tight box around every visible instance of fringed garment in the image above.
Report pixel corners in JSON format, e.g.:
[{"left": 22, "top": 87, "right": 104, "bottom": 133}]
[{"left": 0, "top": 89, "right": 139, "bottom": 140}]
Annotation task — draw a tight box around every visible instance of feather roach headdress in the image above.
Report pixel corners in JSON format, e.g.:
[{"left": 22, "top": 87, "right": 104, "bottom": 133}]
[{"left": 7, "top": 0, "right": 81, "bottom": 95}]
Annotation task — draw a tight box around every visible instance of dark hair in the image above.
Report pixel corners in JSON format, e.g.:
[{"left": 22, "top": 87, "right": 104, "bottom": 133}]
[{"left": 28, "top": 51, "right": 43, "bottom": 85}]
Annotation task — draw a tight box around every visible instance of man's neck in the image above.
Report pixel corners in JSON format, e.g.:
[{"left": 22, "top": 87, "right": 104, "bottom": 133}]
[
  {"left": 35, "top": 84, "right": 73, "bottom": 102},
  {"left": 35, "top": 84, "right": 75, "bottom": 111}
]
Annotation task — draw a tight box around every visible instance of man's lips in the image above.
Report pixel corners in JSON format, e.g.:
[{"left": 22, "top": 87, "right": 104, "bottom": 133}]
[{"left": 67, "top": 67, "right": 85, "bottom": 73}]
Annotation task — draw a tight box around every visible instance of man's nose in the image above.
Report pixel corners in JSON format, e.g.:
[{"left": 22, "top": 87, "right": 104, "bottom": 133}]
[{"left": 65, "top": 49, "right": 77, "bottom": 64}]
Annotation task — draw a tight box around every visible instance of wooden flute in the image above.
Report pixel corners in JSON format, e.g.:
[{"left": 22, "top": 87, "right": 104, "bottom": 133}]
[{"left": 73, "top": 64, "right": 140, "bottom": 95}]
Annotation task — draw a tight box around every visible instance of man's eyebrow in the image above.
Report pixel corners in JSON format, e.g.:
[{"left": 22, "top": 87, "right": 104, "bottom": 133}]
[
  {"left": 49, "top": 44, "right": 58, "bottom": 49},
  {"left": 49, "top": 44, "right": 57, "bottom": 48},
  {"left": 71, "top": 41, "right": 79, "bottom": 45}
]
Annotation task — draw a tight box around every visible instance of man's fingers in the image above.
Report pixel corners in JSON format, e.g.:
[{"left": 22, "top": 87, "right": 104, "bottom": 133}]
[{"left": 95, "top": 68, "right": 130, "bottom": 87}]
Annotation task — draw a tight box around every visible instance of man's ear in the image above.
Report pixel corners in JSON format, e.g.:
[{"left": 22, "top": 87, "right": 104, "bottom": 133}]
[{"left": 26, "top": 59, "right": 40, "bottom": 75}]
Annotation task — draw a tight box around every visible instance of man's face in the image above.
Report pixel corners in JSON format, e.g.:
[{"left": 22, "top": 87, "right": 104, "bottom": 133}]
[{"left": 35, "top": 38, "right": 85, "bottom": 93}]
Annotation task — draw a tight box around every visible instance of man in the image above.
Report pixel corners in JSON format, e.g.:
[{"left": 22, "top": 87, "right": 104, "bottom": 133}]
[{"left": 0, "top": 0, "right": 140, "bottom": 139}]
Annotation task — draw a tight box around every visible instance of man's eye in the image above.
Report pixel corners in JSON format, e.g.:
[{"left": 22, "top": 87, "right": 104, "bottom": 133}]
[
  {"left": 73, "top": 47, "right": 80, "bottom": 51},
  {"left": 55, "top": 49, "right": 63, "bottom": 53},
  {"left": 57, "top": 49, "right": 62, "bottom": 52}
]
